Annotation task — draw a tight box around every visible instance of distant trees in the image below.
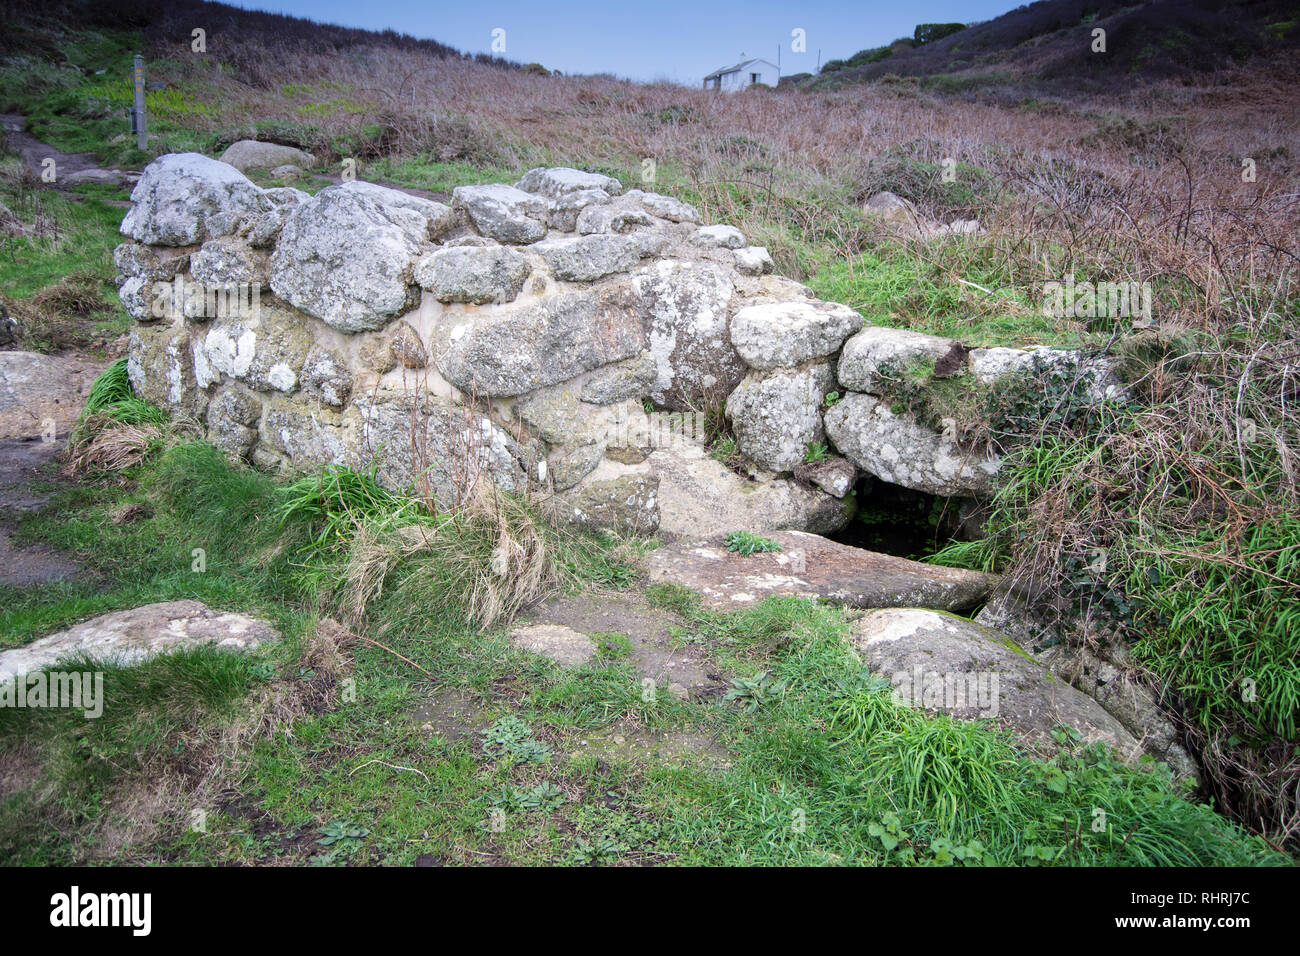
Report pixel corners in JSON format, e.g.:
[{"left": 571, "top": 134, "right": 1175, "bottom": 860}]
[{"left": 914, "top": 22, "right": 965, "bottom": 45}]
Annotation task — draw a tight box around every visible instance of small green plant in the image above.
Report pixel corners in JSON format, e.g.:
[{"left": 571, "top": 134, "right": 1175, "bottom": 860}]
[
  {"left": 492, "top": 781, "right": 566, "bottom": 813},
  {"left": 567, "top": 834, "right": 625, "bottom": 865},
  {"left": 724, "top": 531, "right": 783, "bottom": 556},
  {"left": 313, "top": 818, "right": 369, "bottom": 865},
  {"left": 822, "top": 391, "right": 840, "bottom": 408},
  {"left": 481, "top": 715, "right": 552, "bottom": 763},
  {"left": 804, "top": 441, "right": 830, "bottom": 463},
  {"left": 724, "top": 670, "right": 787, "bottom": 712}
]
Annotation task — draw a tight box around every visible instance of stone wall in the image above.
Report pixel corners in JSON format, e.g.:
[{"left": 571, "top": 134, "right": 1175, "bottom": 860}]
[{"left": 117, "top": 154, "right": 1118, "bottom": 535}]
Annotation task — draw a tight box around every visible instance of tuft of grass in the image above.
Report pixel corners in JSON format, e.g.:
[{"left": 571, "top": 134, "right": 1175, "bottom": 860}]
[{"left": 723, "top": 531, "right": 783, "bottom": 557}]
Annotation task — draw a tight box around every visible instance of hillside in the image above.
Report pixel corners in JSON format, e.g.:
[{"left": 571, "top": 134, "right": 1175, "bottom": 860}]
[
  {"left": 0, "top": 0, "right": 1297, "bottom": 870},
  {"left": 807, "top": 0, "right": 1300, "bottom": 96}
]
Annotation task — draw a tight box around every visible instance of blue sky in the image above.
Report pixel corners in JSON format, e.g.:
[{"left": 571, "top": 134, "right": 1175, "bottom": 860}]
[{"left": 229, "top": 0, "right": 1018, "bottom": 84}]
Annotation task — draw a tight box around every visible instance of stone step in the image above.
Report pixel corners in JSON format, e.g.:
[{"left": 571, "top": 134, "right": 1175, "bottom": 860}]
[{"left": 644, "top": 530, "right": 996, "bottom": 612}]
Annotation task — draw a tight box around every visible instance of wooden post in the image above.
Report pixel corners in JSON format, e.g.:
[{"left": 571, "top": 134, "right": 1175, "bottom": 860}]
[{"left": 132, "top": 54, "right": 147, "bottom": 151}]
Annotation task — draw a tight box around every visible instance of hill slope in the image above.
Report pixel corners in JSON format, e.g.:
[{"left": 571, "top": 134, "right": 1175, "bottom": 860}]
[{"left": 807, "top": 0, "right": 1300, "bottom": 94}]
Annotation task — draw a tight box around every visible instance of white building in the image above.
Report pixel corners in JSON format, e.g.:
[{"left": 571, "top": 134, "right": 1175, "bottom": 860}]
[{"left": 703, "top": 57, "right": 779, "bottom": 92}]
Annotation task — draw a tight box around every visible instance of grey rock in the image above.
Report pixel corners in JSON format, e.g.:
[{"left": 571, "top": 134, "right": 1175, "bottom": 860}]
[
  {"left": 388, "top": 321, "right": 428, "bottom": 369},
  {"left": 824, "top": 393, "right": 1001, "bottom": 496},
  {"left": 647, "top": 442, "right": 850, "bottom": 538},
  {"left": 547, "top": 188, "right": 612, "bottom": 231},
  {"left": 647, "top": 531, "right": 996, "bottom": 612},
  {"left": 0, "top": 600, "right": 279, "bottom": 685},
  {"left": 270, "top": 181, "right": 452, "bottom": 332},
  {"left": 127, "top": 324, "right": 207, "bottom": 419},
  {"left": 837, "top": 326, "right": 955, "bottom": 393},
  {"left": 510, "top": 623, "right": 597, "bottom": 667},
  {"left": 432, "top": 284, "right": 645, "bottom": 396},
  {"left": 626, "top": 189, "right": 700, "bottom": 223},
  {"left": 731, "top": 300, "right": 863, "bottom": 370},
  {"left": 452, "top": 183, "right": 549, "bottom": 244},
  {"left": 850, "top": 608, "right": 1143, "bottom": 758},
  {"left": 579, "top": 352, "right": 657, "bottom": 404},
  {"left": 575, "top": 203, "right": 654, "bottom": 235},
  {"left": 534, "top": 234, "right": 640, "bottom": 282},
  {"left": 300, "top": 347, "right": 353, "bottom": 407},
  {"left": 0, "top": 351, "right": 101, "bottom": 440},
  {"left": 550, "top": 469, "right": 659, "bottom": 535},
  {"left": 415, "top": 244, "right": 531, "bottom": 304},
  {"left": 121, "top": 152, "right": 272, "bottom": 246},
  {"left": 193, "top": 304, "right": 313, "bottom": 393},
  {"left": 219, "top": 140, "right": 315, "bottom": 172},
  {"left": 349, "top": 389, "right": 526, "bottom": 497},
  {"left": 726, "top": 362, "right": 834, "bottom": 472},
  {"left": 547, "top": 443, "right": 606, "bottom": 491},
  {"left": 733, "top": 245, "right": 774, "bottom": 275},
  {"left": 190, "top": 236, "right": 269, "bottom": 289},
  {"left": 691, "top": 224, "right": 744, "bottom": 249},
  {"left": 113, "top": 241, "right": 190, "bottom": 283},
  {"left": 632, "top": 261, "right": 742, "bottom": 409},
  {"left": 516, "top": 167, "right": 624, "bottom": 198}
]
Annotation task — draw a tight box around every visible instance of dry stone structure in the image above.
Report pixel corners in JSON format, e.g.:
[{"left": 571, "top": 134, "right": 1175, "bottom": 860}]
[{"left": 117, "top": 154, "right": 1118, "bottom": 536}]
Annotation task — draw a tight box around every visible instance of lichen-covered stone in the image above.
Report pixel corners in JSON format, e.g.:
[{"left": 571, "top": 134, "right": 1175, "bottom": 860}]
[
  {"left": 547, "top": 188, "right": 611, "bottom": 231},
  {"left": 647, "top": 531, "right": 995, "bottom": 612},
  {"left": 242, "top": 186, "right": 310, "bottom": 248},
  {"left": 691, "top": 224, "right": 744, "bottom": 249},
  {"left": 579, "top": 352, "right": 658, "bottom": 405},
  {"left": 349, "top": 390, "right": 527, "bottom": 497},
  {"left": 300, "top": 346, "right": 353, "bottom": 407},
  {"left": 534, "top": 234, "right": 640, "bottom": 282},
  {"left": 646, "top": 442, "right": 850, "bottom": 538},
  {"left": 270, "top": 181, "right": 451, "bottom": 332},
  {"left": 633, "top": 261, "right": 741, "bottom": 410},
  {"left": 193, "top": 305, "right": 313, "bottom": 393},
  {"left": 551, "top": 468, "right": 659, "bottom": 535},
  {"left": 259, "top": 394, "right": 350, "bottom": 464},
  {"left": 516, "top": 167, "right": 624, "bottom": 198},
  {"left": 726, "top": 362, "right": 834, "bottom": 473},
  {"left": 452, "top": 183, "right": 548, "bottom": 244},
  {"left": 733, "top": 246, "right": 774, "bottom": 275},
  {"left": 576, "top": 203, "right": 654, "bottom": 235},
  {"left": 730, "top": 300, "right": 863, "bottom": 370},
  {"left": 0, "top": 601, "right": 278, "bottom": 685},
  {"left": 432, "top": 284, "right": 645, "bottom": 396},
  {"left": 850, "top": 608, "right": 1143, "bottom": 758},
  {"left": 625, "top": 189, "right": 700, "bottom": 223},
  {"left": 547, "top": 443, "right": 606, "bottom": 491},
  {"left": 388, "top": 321, "right": 428, "bottom": 369},
  {"left": 414, "top": 244, "right": 531, "bottom": 304},
  {"left": 127, "top": 323, "right": 207, "bottom": 418},
  {"left": 824, "top": 393, "right": 1000, "bottom": 496},
  {"left": 121, "top": 153, "right": 271, "bottom": 246},
  {"left": 837, "top": 327, "right": 955, "bottom": 393},
  {"left": 190, "top": 236, "right": 269, "bottom": 289},
  {"left": 114, "top": 241, "right": 190, "bottom": 282},
  {"left": 206, "top": 384, "right": 260, "bottom": 458}
]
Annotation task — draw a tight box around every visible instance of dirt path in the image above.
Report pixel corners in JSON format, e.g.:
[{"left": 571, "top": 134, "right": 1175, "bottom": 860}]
[
  {"left": 0, "top": 114, "right": 137, "bottom": 190},
  {"left": 0, "top": 437, "right": 82, "bottom": 586}
]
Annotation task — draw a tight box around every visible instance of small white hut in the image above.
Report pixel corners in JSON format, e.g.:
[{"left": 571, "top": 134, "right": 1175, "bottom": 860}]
[{"left": 702, "top": 57, "right": 779, "bottom": 92}]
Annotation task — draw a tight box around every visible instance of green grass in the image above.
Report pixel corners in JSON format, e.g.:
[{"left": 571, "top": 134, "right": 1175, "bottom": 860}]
[
  {"left": 1, "top": 431, "right": 1281, "bottom": 865},
  {"left": 808, "top": 243, "right": 1089, "bottom": 346},
  {"left": 366, "top": 156, "right": 519, "bottom": 193}
]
